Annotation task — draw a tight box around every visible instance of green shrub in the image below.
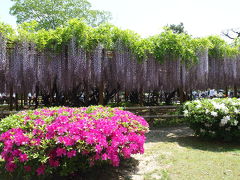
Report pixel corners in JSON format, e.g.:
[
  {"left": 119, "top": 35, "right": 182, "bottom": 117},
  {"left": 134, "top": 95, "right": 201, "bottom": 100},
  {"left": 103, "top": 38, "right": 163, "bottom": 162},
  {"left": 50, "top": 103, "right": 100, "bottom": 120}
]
[{"left": 183, "top": 98, "right": 240, "bottom": 141}]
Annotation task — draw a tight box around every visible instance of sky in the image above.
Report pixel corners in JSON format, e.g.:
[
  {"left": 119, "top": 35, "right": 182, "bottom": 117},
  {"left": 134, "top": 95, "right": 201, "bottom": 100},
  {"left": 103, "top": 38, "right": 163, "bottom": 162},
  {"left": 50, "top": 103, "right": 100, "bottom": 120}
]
[{"left": 1, "top": 0, "right": 240, "bottom": 38}]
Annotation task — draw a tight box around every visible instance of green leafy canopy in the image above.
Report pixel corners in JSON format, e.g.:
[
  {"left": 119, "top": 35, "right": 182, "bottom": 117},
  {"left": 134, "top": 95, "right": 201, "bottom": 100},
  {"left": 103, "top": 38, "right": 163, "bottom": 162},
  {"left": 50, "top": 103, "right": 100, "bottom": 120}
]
[{"left": 0, "top": 19, "right": 239, "bottom": 64}]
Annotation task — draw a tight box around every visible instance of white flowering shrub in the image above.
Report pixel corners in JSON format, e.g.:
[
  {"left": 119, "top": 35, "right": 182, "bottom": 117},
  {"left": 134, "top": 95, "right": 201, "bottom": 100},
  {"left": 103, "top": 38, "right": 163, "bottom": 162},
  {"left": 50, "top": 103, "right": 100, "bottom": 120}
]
[{"left": 183, "top": 98, "right": 240, "bottom": 141}]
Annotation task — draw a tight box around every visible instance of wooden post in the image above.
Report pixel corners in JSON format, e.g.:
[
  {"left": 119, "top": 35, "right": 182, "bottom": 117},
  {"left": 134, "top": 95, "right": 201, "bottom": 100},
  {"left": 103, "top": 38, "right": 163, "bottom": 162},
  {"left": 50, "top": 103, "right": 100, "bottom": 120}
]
[{"left": 149, "top": 108, "right": 154, "bottom": 127}]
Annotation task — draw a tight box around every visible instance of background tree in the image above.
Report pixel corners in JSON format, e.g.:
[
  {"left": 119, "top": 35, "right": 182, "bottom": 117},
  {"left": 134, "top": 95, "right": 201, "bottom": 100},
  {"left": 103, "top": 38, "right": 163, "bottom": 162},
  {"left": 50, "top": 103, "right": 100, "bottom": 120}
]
[
  {"left": 10, "top": 0, "right": 112, "bottom": 30},
  {"left": 165, "top": 22, "right": 187, "bottom": 34},
  {"left": 222, "top": 28, "right": 240, "bottom": 40}
]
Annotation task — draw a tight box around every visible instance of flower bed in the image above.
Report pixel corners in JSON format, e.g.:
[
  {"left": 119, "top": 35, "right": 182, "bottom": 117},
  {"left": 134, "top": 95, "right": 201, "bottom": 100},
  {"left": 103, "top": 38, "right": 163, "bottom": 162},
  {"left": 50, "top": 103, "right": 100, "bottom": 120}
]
[
  {"left": 183, "top": 98, "right": 240, "bottom": 141},
  {"left": 0, "top": 106, "right": 149, "bottom": 177}
]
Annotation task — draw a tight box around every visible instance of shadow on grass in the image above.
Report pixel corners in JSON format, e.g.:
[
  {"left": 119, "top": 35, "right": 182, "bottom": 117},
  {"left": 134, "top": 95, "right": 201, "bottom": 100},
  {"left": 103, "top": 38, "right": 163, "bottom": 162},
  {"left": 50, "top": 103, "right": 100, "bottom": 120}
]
[{"left": 146, "top": 126, "right": 240, "bottom": 153}]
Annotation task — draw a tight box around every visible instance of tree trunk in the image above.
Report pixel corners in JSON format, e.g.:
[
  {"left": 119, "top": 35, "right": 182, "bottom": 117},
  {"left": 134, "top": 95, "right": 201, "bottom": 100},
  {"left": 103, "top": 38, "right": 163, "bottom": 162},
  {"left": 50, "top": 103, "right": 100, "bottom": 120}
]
[
  {"left": 99, "top": 83, "right": 104, "bottom": 105},
  {"left": 225, "top": 87, "right": 228, "bottom": 97},
  {"left": 35, "top": 85, "right": 39, "bottom": 109},
  {"left": 15, "top": 93, "right": 18, "bottom": 111},
  {"left": 234, "top": 85, "right": 237, "bottom": 97},
  {"left": 9, "top": 85, "right": 13, "bottom": 111}
]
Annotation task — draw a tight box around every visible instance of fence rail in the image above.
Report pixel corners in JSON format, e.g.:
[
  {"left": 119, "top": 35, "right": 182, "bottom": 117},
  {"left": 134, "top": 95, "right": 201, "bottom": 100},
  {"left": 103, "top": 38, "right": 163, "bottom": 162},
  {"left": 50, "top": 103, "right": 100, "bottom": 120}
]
[
  {"left": 123, "top": 105, "right": 183, "bottom": 123},
  {"left": 0, "top": 106, "right": 184, "bottom": 122},
  {"left": 123, "top": 106, "right": 179, "bottom": 110},
  {"left": 0, "top": 111, "right": 18, "bottom": 119}
]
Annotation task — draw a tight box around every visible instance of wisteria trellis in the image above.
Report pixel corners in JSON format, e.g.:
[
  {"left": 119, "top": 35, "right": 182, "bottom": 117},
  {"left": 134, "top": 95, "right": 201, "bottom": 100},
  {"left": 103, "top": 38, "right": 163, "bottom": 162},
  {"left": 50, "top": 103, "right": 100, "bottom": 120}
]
[{"left": 0, "top": 34, "right": 239, "bottom": 97}]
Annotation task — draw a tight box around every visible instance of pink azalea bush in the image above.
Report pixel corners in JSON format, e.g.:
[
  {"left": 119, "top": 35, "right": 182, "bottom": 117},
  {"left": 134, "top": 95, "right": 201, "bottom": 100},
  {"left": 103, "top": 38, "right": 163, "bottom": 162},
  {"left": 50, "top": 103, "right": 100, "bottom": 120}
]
[{"left": 0, "top": 106, "right": 149, "bottom": 177}]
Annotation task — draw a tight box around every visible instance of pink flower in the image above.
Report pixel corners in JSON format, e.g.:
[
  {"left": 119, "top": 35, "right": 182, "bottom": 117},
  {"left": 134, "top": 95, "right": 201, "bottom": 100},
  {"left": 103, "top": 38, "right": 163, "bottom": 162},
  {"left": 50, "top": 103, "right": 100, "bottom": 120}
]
[
  {"left": 49, "top": 159, "right": 60, "bottom": 167},
  {"left": 95, "top": 145, "right": 102, "bottom": 153},
  {"left": 24, "top": 116, "right": 31, "bottom": 120},
  {"left": 58, "top": 136, "right": 74, "bottom": 146},
  {"left": 56, "top": 147, "right": 66, "bottom": 157},
  {"left": 86, "top": 135, "right": 96, "bottom": 144},
  {"left": 5, "top": 155, "right": 14, "bottom": 162},
  {"left": 36, "top": 165, "right": 45, "bottom": 176},
  {"left": 30, "top": 138, "right": 41, "bottom": 146},
  {"left": 32, "top": 129, "right": 43, "bottom": 136},
  {"left": 94, "top": 153, "right": 100, "bottom": 160},
  {"left": 4, "top": 140, "right": 13, "bottom": 149},
  {"left": 34, "top": 119, "right": 45, "bottom": 126},
  {"left": 5, "top": 162, "right": 17, "bottom": 172},
  {"left": 33, "top": 111, "right": 40, "bottom": 115},
  {"left": 55, "top": 116, "right": 69, "bottom": 124},
  {"left": 67, "top": 150, "right": 76, "bottom": 158},
  {"left": 11, "top": 149, "right": 21, "bottom": 156},
  {"left": 101, "top": 153, "right": 108, "bottom": 160},
  {"left": 122, "top": 147, "right": 131, "bottom": 158},
  {"left": 19, "top": 154, "right": 28, "bottom": 162},
  {"left": 111, "top": 154, "right": 120, "bottom": 167}
]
